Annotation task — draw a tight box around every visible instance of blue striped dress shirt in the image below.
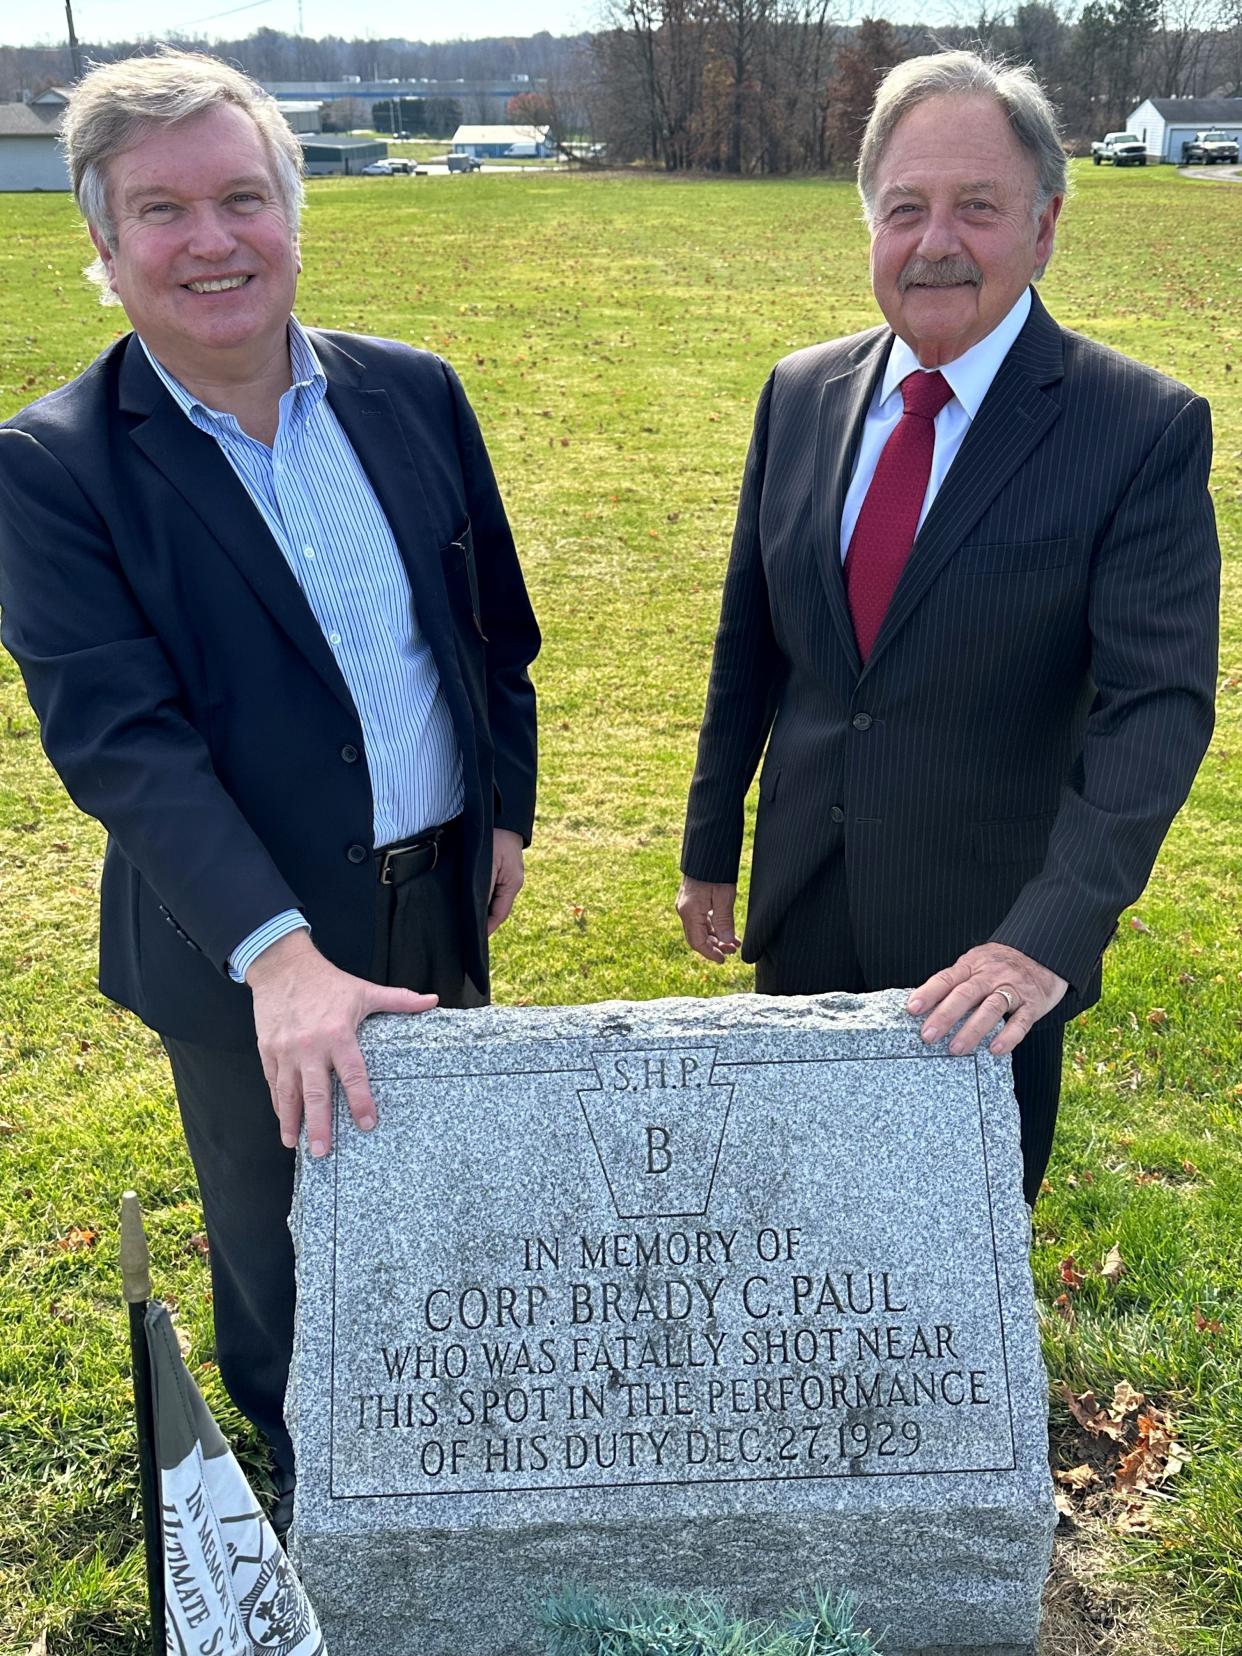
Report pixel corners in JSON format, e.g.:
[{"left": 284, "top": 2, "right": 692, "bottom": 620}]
[{"left": 139, "top": 321, "right": 463, "bottom": 981}]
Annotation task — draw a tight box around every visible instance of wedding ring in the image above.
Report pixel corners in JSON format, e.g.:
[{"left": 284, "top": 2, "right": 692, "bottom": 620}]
[{"left": 996, "top": 986, "right": 1017, "bottom": 1014}]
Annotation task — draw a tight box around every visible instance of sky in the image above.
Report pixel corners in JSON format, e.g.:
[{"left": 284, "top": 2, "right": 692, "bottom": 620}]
[
  {"left": 7, "top": 0, "right": 603, "bottom": 48},
  {"left": 5, "top": 0, "right": 938, "bottom": 51}
]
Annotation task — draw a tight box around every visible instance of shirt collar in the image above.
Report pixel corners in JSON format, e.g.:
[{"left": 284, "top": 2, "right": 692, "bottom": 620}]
[
  {"left": 880, "top": 286, "right": 1033, "bottom": 420},
  {"left": 137, "top": 315, "right": 327, "bottom": 430}
]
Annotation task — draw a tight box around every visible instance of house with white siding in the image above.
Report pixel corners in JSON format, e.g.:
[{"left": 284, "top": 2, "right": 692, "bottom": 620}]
[
  {"left": 1126, "top": 96, "right": 1242, "bottom": 162},
  {"left": 0, "top": 89, "right": 70, "bottom": 191}
]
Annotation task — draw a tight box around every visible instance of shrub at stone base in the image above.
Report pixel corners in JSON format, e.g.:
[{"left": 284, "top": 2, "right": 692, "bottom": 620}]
[{"left": 543, "top": 1588, "right": 883, "bottom": 1655}]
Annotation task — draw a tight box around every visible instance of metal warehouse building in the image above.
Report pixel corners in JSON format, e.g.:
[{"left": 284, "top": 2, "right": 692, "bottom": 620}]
[
  {"left": 299, "top": 136, "right": 387, "bottom": 176},
  {"left": 451, "top": 124, "right": 552, "bottom": 159}
]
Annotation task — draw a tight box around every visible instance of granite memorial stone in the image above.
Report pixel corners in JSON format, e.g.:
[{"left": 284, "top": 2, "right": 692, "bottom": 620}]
[{"left": 289, "top": 989, "right": 1055, "bottom": 1654}]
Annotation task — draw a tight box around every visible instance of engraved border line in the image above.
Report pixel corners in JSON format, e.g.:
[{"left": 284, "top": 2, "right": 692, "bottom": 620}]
[
  {"left": 329, "top": 1051, "right": 1016, "bottom": 1494},
  {"left": 976, "top": 1055, "right": 1018, "bottom": 1470},
  {"left": 327, "top": 1455, "right": 1020, "bottom": 1501}
]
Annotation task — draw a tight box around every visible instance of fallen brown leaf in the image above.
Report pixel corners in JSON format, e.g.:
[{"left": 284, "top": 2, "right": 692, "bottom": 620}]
[
  {"left": 1053, "top": 1487, "right": 1077, "bottom": 1522},
  {"left": 1146, "top": 1007, "right": 1168, "bottom": 1026},
  {"left": 1194, "top": 1308, "right": 1223, "bottom": 1334},
  {"left": 1109, "top": 1380, "right": 1145, "bottom": 1420},
  {"left": 1054, "top": 1463, "right": 1098, "bottom": 1490},
  {"left": 1114, "top": 1408, "right": 1185, "bottom": 1491},
  {"left": 1053, "top": 1292, "right": 1075, "bottom": 1325},
  {"left": 1100, "top": 1244, "right": 1125, "bottom": 1285},
  {"left": 57, "top": 1226, "right": 96, "bottom": 1251},
  {"left": 1113, "top": 1499, "right": 1154, "bottom": 1534},
  {"left": 1059, "top": 1384, "right": 1126, "bottom": 1441},
  {"left": 1114, "top": 1443, "right": 1149, "bottom": 1490},
  {"left": 1059, "top": 1255, "right": 1085, "bottom": 1291}
]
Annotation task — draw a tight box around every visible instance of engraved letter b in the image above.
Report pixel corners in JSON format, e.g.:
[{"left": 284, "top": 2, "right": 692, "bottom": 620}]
[{"left": 645, "top": 1125, "right": 672, "bottom": 1175}]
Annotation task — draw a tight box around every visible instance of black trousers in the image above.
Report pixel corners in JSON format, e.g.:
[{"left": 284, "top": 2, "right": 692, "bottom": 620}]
[
  {"left": 754, "top": 857, "right": 1063, "bottom": 1209},
  {"left": 163, "top": 832, "right": 483, "bottom": 1479}
]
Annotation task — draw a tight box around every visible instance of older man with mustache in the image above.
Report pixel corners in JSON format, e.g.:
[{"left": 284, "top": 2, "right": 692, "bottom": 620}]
[{"left": 677, "top": 50, "right": 1219, "bottom": 1203}]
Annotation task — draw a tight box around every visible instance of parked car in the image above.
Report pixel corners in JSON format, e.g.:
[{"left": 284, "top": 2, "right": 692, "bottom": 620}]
[
  {"left": 1091, "top": 132, "right": 1147, "bottom": 166},
  {"left": 1181, "top": 130, "right": 1240, "bottom": 164},
  {"left": 446, "top": 152, "right": 483, "bottom": 172},
  {"left": 361, "top": 160, "right": 394, "bottom": 175}
]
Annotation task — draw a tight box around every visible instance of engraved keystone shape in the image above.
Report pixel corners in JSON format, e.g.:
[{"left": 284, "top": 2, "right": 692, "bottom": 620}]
[{"left": 577, "top": 1047, "right": 732, "bottom": 1220}]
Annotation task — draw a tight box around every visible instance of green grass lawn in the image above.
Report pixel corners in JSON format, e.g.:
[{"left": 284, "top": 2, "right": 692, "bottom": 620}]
[{"left": 0, "top": 163, "right": 1238, "bottom": 1654}]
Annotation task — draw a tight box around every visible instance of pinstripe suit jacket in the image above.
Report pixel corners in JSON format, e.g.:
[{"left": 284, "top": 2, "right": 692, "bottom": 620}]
[{"left": 681, "top": 289, "right": 1220, "bottom": 1019}]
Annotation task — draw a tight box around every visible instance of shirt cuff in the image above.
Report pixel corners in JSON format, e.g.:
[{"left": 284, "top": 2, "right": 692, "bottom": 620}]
[{"left": 228, "top": 910, "right": 311, "bottom": 984}]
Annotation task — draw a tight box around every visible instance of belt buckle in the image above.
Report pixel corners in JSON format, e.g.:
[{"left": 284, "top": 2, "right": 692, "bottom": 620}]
[{"left": 379, "top": 835, "right": 438, "bottom": 886}]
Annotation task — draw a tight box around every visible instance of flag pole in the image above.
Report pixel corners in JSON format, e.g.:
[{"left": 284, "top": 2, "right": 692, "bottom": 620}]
[{"left": 120, "top": 1191, "right": 165, "bottom": 1656}]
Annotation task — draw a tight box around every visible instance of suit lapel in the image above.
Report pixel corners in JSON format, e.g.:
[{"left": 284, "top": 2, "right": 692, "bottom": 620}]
[
  {"left": 120, "top": 337, "right": 357, "bottom": 712},
  {"left": 864, "top": 290, "right": 1065, "bottom": 673},
  {"left": 313, "top": 335, "right": 459, "bottom": 700},
  {"left": 812, "top": 328, "right": 891, "bottom": 673}
]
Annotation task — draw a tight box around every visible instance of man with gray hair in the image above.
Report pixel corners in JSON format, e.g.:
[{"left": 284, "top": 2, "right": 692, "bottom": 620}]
[
  {"left": 0, "top": 49, "right": 539, "bottom": 1532},
  {"left": 678, "top": 50, "right": 1218, "bottom": 1202}
]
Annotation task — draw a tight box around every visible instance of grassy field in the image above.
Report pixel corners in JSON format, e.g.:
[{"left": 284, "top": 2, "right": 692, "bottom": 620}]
[{"left": 0, "top": 163, "right": 1238, "bottom": 1655}]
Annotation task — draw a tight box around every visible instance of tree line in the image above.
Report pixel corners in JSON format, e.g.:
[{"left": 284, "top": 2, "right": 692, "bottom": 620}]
[
  {"left": 0, "top": 28, "right": 589, "bottom": 114},
  {"left": 574, "top": 0, "right": 1242, "bottom": 173},
  {"left": 3, "top": 2, "right": 1240, "bottom": 176}
]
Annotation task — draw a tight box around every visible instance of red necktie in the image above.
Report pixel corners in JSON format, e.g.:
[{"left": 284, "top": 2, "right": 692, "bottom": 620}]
[{"left": 844, "top": 369, "right": 954, "bottom": 663}]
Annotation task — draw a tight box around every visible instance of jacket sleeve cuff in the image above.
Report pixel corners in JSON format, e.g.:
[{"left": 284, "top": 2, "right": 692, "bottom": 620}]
[{"left": 228, "top": 910, "right": 310, "bottom": 984}]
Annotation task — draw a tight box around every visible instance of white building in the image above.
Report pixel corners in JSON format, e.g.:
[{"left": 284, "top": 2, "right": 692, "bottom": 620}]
[
  {"left": 0, "top": 89, "right": 70, "bottom": 191},
  {"left": 451, "top": 124, "right": 552, "bottom": 159},
  {"left": 278, "top": 100, "right": 325, "bottom": 135},
  {"left": 1126, "top": 96, "right": 1242, "bottom": 162}
]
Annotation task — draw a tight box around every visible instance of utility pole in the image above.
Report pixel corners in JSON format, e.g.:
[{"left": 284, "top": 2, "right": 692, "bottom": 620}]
[{"left": 65, "top": 0, "right": 82, "bottom": 81}]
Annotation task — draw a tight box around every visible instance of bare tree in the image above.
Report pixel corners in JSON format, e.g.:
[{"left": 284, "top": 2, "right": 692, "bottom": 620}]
[
  {"left": 1147, "top": 0, "right": 1215, "bottom": 92},
  {"left": 826, "top": 17, "right": 905, "bottom": 170},
  {"left": 1214, "top": 0, "right": 1242, "bottom": 91}
]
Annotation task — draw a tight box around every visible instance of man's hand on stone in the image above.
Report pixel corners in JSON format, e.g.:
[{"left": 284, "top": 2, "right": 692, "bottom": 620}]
[
  {"left": 246, "top": 930, "right": 437, "bottom": 1158},
  {"left": 487, "top": 829, "right": 525, "bottom": 936},
  {"left": 676, "top": 877, "right": 741, "bottom": 964},
  {"left": 907, "top": 943, "right": 1068, "bottom": 1056}
]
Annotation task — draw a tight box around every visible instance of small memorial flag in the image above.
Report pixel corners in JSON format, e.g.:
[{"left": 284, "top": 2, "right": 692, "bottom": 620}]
[{"left": 145, "top": 1302, "right": 325, "bottom": 1656}]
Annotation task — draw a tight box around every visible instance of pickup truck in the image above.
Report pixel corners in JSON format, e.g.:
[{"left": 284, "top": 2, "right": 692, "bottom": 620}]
[
  {"left": 1091, "top": 132, "right": 1147, "bottom": 166},
  {"left": 425, "top": 152, "right": 483, "bottom": 172},
  {"left": 1181, "top": 130, "right": 1240, "bottom": 164}
]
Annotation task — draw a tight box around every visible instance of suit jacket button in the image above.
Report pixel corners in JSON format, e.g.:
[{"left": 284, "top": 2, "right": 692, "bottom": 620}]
[
  {"left": 830, "top": 806, "right": 845, "bottom": 823},
  {"left": 341, "top": 744, "right": 360, "bottom": 763},
  {"left": 346, "top": 843, "right": 368, "bottom": 864},
  {"left": 851, "top": 712, "right": 873, "bottom": 731}
]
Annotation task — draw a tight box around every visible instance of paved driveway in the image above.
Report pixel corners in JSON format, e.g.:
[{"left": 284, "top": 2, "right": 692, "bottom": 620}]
[{"left": 1179, "top": 163, "right": 1242, "bottom": 182}]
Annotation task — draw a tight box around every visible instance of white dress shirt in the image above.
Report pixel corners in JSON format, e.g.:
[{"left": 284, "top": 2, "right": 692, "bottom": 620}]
[
  {"left": 140, "top": 321, "right": 463, "bottom": 981},
  {"left": 840, "top": 288, "right": 1032, "bottom": 561}
]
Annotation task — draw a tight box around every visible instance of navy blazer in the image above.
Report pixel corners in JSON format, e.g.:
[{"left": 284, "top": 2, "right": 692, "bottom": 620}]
[
  {"left": 0, "top": 330, "right": 539, "bottom": 1047},
  {"left": 682, "top": 291, "right": 1220, "bottom": 1018}
]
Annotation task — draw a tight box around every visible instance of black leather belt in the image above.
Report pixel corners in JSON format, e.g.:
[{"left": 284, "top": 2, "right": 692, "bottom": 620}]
[{"left": 376, "top": 817, "right": 461, "bottom": 886}]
